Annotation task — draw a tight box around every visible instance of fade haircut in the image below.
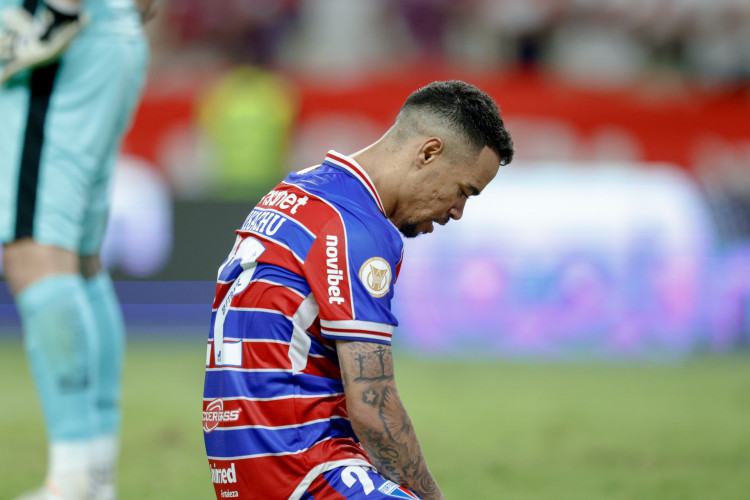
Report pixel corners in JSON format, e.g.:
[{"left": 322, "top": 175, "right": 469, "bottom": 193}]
[{"left": 396, "top": 80, "right": 514, "bottom": 166}]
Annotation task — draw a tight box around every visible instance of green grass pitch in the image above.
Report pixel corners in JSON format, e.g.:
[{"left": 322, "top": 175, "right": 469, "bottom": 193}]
[{"left": 1, "top": 337, "right": 749, "bottom": 499}]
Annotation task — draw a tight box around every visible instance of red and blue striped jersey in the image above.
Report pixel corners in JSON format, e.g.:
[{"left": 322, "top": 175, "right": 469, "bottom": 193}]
[{"left": 203, "top": 151, "right": 404, "bottom": 499}]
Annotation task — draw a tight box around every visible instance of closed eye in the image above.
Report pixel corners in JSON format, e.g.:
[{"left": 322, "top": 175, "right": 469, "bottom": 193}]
[{"left": 461, "top": 184, "right": 480, "bottom": 199}]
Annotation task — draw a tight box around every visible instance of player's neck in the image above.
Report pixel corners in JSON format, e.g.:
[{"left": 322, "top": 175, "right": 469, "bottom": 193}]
[{"left": 350, "top": 139, "right": 402, "bottom": 219}]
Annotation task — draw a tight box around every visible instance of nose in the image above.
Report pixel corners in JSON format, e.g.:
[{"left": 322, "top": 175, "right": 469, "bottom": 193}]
[{"left": 449, "top": 197, "right": 467, "bottom": 220}]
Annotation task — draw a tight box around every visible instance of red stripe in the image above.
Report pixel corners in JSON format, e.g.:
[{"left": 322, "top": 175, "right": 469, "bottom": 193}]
[
  {"left": 302, "top": 354, "right": 341, "bottom": 379},
  {"left": 203, "top": 394, "right": 347, "bottom": 428},
  {"left": 209, "top": 455, "right": 305, "bottom": 500},
  {"left": 307, "top": 322, "right": 337, "bottom": 350},
  {"left": 273, "top": 184, "right": 344, "bottom": 236},
  {"left": 207, "top": 340, "right": 342, "bottom": 378},
  {"left": 394, "top": 248, "right": 404, "bottom": 284},
  {"left": 206, "top": 340, "right": 289, "bottom": 370},
  {"left": 232, "top": 280, "right": 305, "bottom": 317},
  {"left": 246, "top": 340, "right": 289, "bottom": 370},
  {"left": 306, "top": 474, "right": 330, "bottom": 497},
  {"left": 208, "top": 439, "right": 370, "bottom": 499},
  {"left": 213, "top": 282, "right": 233, "bottom": 309},
  {"left": 303, "top": 214, "right": 354, "bottom": 322},
  {"left": 317, "top": 478, "right": 350, "bottom": 500}
]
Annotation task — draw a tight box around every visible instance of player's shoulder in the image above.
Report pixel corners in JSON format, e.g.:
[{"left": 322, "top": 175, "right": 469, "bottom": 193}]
[
  {"left": 284, "top": 158, "right": 401, "bottom": 257},
  {"left": 286, "top": 165, "right": 395, "bottom": 228},
  {"left": 341, "top": 212, "right": 401, "bottom": 258}
]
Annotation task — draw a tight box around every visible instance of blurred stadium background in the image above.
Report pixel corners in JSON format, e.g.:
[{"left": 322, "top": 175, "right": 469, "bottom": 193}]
[{"left": 2, "top": 0, "right": 750, "bottom": 498}]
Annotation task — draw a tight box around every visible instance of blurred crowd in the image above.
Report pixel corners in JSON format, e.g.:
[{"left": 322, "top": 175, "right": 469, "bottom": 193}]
[
  {"left": 149, "top": 0, "right": 750, "bottom": 89},
  {"left": 88, "top": 0, "right": 750, "bottom": 342}
]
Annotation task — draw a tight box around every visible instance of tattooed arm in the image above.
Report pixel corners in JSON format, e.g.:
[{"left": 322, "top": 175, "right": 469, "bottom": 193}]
[{"left": 337, "top": 340, "right": 444, "bottom": 500}]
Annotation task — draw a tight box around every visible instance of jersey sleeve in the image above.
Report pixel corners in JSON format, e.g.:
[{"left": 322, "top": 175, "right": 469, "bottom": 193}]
[{"left": 304, "top": 217, "right": 400, "bottom": 345}]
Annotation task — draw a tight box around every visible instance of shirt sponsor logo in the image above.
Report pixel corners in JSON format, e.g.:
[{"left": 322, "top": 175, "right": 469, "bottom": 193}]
[
  {"left": 259, "top": 189, "right": 309, "bottom": 214},
  {"left": 325, "top": 235, "right": 345, "bottom": 305},
  {"left": 203, "top": 398, "right": 241, "bottom": 433},
  {"left": 378, "top": 480, "right": 419, "bottom": 498},
  {"left": 359, "top": 257, "right": 391, "bottom": 298},
  {"left": 378, "top": 481, "right": 399, "bottom": 494},
  {"left": 210, "top": 462, "right": 238, "bottom": 484}
]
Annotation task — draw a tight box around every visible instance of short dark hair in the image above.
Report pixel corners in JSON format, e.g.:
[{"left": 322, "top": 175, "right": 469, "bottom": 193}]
[{"left": 400, "top": 80, "right": 514, "bottom": 166}]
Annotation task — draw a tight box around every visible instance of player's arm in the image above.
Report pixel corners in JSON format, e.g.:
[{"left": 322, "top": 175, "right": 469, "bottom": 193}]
[
  {"left": 337, "top": 340, "right": 445, "bottom": 500},
  {"left": 0, "top": 0, "right": 84, "bottom": 83}
]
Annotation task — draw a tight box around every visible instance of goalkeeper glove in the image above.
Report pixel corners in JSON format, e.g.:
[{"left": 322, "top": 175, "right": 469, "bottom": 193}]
[{"left": 0, "top": 1, "right": 86, "bottom": 84}]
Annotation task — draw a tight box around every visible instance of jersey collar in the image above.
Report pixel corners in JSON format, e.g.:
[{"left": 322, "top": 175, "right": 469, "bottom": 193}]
[{"left": 323, "top": 150, "right": 387, "bottom": 216}]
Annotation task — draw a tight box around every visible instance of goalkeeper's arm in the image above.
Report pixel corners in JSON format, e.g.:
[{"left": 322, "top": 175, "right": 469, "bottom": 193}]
[{"left": 0, "top": 0, "right": 85, "bottom": 83}]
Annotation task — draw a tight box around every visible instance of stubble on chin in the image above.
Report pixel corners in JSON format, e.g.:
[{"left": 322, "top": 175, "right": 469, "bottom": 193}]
[{"left": 399, "top": 221, "right": 420, "bottom": 238}]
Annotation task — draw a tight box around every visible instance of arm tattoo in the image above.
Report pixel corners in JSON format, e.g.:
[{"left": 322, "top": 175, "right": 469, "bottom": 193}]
[
  {"left": 350, "top": 345, "right": 394, "bottom": 382},
  {"left": 355, "top": 353, "right": 366, "bottom": 378},
  {"left": 362, "top": 388, "right": 378, "bottom": 406},
  {"left": 339, "top": 342, "right": 442, "bottom": 499},
  {"left": 373, "top": 346, "right": 387, "bottom": 377}
]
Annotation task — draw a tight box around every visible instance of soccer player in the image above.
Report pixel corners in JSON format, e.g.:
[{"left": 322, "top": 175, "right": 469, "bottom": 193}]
[
  {"left": 0, "top": 1, "right": 149, "bottom": 499},
  {"left": 203, "top": 80, "right": 514, "bottom": 500}
]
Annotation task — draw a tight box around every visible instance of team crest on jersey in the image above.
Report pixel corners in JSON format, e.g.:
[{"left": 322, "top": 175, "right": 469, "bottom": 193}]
[{"left": 359, "top": 257, "right": 391, "bottom": 298}]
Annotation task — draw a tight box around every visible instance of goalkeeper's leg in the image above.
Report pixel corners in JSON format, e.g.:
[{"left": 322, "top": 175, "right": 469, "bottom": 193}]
[
  {"left": 4, "top": 241, "right": 99, "bottom": 500},
  {"left": 81, "top": 255, "right": 125, "bottom": 500}
]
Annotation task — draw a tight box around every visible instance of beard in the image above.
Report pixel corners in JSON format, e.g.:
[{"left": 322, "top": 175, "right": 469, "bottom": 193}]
[
  {"left": 399, "top": 217, "right": 449, "bottom": 238},
  {"left": 399, "top": 221, "right": 421, "bottom": 238}
]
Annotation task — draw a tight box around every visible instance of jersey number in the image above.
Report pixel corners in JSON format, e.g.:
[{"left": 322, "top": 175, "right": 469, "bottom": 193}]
[
  {"left": 213, "top": 237, "right": 266, "bottom": 366},
  {"left": 341, "top": 466, "right": 375, "bottom": 495}
]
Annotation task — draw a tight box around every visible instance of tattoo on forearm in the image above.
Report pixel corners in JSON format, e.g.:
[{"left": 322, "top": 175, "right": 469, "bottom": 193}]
[
  {"left": 341, "top": 343, "right": 441, "bottom": 498},
  {"left": 358, "top": 385, "right": 440, "bottom": 497},
  {"left": 373, "top": 346, "right": 387, "bottom": 376},
  {"left": 355, "top": 354, "right": 366, "bottom": 377},
  {"left": 362, "top": 387, "right": 378, "bottom": 405},
  {"left": 361, "top": 428, "right": 401, "bottom": 479},
  {"left": 350, "top": 346, "right": 394, "bottom": 382}
]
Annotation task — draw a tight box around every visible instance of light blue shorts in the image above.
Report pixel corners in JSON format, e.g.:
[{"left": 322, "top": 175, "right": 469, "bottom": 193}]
[{"left": 0, "top": 26, "right": 148, "bottom": 254}]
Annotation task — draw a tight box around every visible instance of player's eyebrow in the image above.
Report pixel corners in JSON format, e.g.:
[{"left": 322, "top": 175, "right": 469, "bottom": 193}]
[{"left": 467, "top": 185, "right": 480, "bottom": 196}]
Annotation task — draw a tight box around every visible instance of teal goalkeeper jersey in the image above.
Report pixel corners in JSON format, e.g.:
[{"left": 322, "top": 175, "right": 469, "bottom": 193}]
[{"left": 0, "top": 0, "right": 142, "bottom": 37}]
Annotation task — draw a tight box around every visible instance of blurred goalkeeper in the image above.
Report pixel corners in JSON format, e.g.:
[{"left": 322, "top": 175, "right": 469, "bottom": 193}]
[
  {"left": 202, "top": 81, "right": 514, "bottom": 499},
  {"left": 0, "top": 0, "right": 150, "bottom": 499}
]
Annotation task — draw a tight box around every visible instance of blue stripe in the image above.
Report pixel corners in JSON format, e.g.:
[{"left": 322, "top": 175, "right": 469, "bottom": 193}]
[
  {"left": 252, "top": 263, "right": 311, "bottom": 297},
  {"left": 203, "top": 370, "right": 344, "bottom": 399},
  {"left": 309, "top": 338, "right": 337, "bottom": 359},
  {"left": 208, "top": 316, "right": 338, "bottom": 359},
  {"left": 204, "top": 416, "right": 355, "bottom": 458},
  {"left": 218, "top": 257, "right": 243, "bottom": 284},
  {"left": 242, "top": 208, "right": 315, "bottom": 261},
  {"left": 320, "top": 468, "right": 419, "bottom": 499},
  {"left": 209, "top": 309, "right": 293, "bottom": 342}
]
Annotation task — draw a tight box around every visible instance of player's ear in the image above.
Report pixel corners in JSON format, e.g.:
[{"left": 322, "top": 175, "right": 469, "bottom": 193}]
[{"left": 418, "top": 137, "right": 443, "bottom": 166}]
